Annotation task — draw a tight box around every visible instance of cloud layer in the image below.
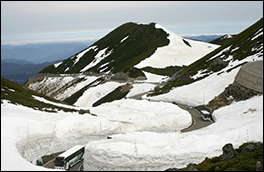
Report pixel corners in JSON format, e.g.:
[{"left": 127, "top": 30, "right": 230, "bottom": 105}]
[{"left": 1, "top": 1, "right": 263, "bottom": 45}]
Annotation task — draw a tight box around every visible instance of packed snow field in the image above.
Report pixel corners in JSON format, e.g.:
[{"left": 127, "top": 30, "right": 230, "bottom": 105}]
[
  {"left": 135, "top": 24, "right": 219, "bottom": 68},
  {"left": 1, "top": 97, "right": 192, "bottom": 171}
]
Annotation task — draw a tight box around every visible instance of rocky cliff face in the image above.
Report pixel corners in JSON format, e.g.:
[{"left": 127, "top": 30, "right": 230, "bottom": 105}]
[{"left": 207, "top": 81, "right": 262, "bottom": 111}]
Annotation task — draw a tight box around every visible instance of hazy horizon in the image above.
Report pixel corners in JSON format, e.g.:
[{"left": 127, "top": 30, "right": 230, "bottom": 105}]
[{"left": 1, "top": 1, "right": 263, "bottom": 45}]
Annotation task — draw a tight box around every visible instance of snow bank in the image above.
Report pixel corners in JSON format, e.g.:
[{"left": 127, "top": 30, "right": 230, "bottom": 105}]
[
  {"left": 1, "top": 97, "right": 191, "bottom": 171},
  {"left": 83, "top": 95, "right": 263, "bottom": 171},
  {"left": 1, "top": 100, "right": 61, "bottom": 171},
  {"left": 90, "top": 99, "right": 192, "bottom": 132}
]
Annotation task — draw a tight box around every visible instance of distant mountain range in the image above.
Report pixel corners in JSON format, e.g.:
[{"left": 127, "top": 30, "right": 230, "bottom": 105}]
[
  {"left": 210, "top": 34, "right": 236, "bottom": 45},
  {"left": 1, "top": 41, "right": 94, "bottom": 64},
  {"left": 184, "top": 35, "right": 223, "bottom": 43},
  {"left": 1, "top": 59, "right": 63, "bottom": 85},
  {"left": 1, "top": 41, "right": 94, "bottom": 84}
]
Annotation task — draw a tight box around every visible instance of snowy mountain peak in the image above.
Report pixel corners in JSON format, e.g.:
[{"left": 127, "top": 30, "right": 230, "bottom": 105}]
[
  {"left": 155, "top": 23, "right": 183, "bottom": 42},
  {"left": 223, "top": 34, "right": 233, "bottom": 39},
  {"left": 39, "top": 22, "right": 219, "bottom": 75},
  {"left": 135, "top": 24, "right": 219, "bottom": 68}
]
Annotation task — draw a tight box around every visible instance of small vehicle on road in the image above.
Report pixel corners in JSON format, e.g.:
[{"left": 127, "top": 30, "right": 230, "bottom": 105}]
[
  {"left": 172, "top": 101, "right": 178, "bottom": 105},
  {"left": 188, "top": 105, "right": 193, "bottom": 110}
]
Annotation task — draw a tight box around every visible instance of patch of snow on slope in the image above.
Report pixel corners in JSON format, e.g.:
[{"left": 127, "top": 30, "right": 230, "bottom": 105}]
[
  {"left": 139, "top": 71, "right": 169, "bottom": 83},
  {"left": 135, "top": 24, "right": 219, "bottom": 68},
  {"left": 80, "top": 47, "right": 113, "bottom": 73},
  {"left": 120, "top": 36, "right": 129, "bottom": 44},
  {"left": 27, "top": 76, "right": 75, "bottom": 97},
  {"left": 207, "top": 46, "right": 231, "bottom": 61},
  {"left": 74, "top": 81, "right": 123, "bottom": 108},
  {"left": 191, "top": 69, "right": 213, "bottom": 80},
  {"left": 252, "top": 27, "right": 263, "bottom": 41},
  {"left": 53, "top": 61, "right": 63, "bottom": 68},
  {"left": 73, "top": 45, "right": 97, "bottom": 66},
  {"left": 146, "top": 67, "right": 240, "bottom": 106},
  {"left": 224, "top": 34, "right": 233, "bottom": 39},
  {"left": 54, "top": 75, "right": 99, "bottom": 100}
]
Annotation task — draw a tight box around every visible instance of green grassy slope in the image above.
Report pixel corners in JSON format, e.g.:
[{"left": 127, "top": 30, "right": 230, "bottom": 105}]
[
  {"left": 172, "top": 142, "right": 263, "bottom": 171},
  {"left": 1, "top": 77, "right": 78, "bottom": 112}
]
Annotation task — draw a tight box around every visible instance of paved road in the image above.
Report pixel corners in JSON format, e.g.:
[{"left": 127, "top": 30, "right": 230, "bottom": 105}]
[
  {"left": 243, "top": 60, "right": 263, "bottom": 77},
  {"left": 177, "top": 104, "right": 213, "bottom": 132}
]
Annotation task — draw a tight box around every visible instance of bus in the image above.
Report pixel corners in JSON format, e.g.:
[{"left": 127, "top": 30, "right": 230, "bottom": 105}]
[{"left": 54, "top": 145, "right": 85, "bottom": 170}]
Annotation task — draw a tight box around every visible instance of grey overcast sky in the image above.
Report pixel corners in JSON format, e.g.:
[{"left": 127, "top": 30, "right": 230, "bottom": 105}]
[{"left": 1, "top": 1, "right": 263, "bottom": 45}]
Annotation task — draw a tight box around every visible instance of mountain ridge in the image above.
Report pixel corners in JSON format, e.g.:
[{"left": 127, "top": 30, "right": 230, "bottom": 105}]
[
  {"left": 24, "top": 19, "right": 262, "bottom": 108},
  {"left": 150, "top": 18, "right": 263, "bottom": 97},
  {"left": 38, "top": 22, "right": 218, "bottom": 77}
]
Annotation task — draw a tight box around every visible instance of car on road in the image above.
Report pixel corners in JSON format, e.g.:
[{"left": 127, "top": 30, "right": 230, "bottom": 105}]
[
  {"left": 172, "top": 101, "right": 178, "bottom": 105},
  {"left": 188, "top": 105, "right": 193, "bottom": 110}
]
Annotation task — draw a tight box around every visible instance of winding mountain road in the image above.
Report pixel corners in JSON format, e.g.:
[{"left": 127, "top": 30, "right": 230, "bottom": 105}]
[{"left": 177, "top": 104, "right": 213, "bottom": 132}]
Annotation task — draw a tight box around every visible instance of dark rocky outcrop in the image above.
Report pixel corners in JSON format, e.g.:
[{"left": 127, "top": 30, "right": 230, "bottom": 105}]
[
  {"left": 220, "top": 143, "right": 238, "bottom": 161},
  {"left": 207, "top": 82, "right": 262, "bottom": 111},
  {"left": 240, "top": 142, "right": 263, "bottom": 154},
  {"left": 78, "top": 109, "right": 90, "bottom": 114},
  {"left": 110, "top": 72, "right": 128, "bottom": 81},
  {"left": 164, "top": 142, "right": 263, "bottom": 171}
]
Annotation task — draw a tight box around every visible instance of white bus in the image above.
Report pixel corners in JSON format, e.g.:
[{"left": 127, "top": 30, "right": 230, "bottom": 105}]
[{"left": 54, "top": 145, "right": 85, "bottom": 170}]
